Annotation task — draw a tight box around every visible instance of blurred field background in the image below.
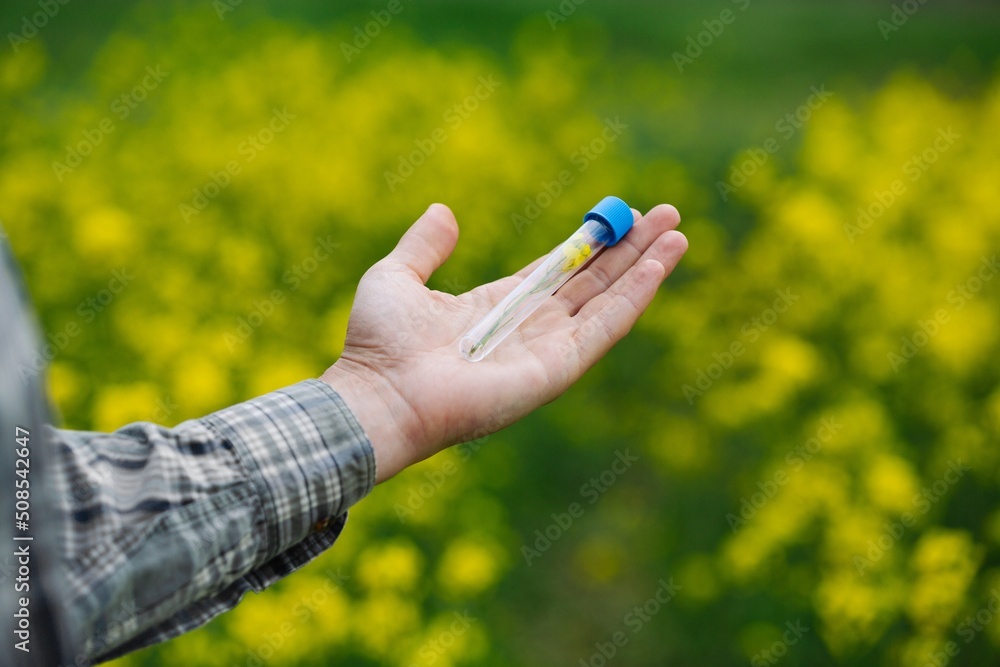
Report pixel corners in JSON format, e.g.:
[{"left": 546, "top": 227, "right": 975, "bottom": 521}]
[{"left": 2, "top": 0, "right": 1000, "bottom": 665}]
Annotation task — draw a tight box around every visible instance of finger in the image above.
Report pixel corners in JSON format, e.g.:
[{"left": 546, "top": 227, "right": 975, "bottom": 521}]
[
  {"left": 473, "top": 208, "right": 653, "bottom": 308},
  {"left": 383, "top": 203, "right": 459, "bottom": 284},
  {"left": 555, "top": 204, "right": 681, "bottom": 315},
  {"left": 572, "top": 230, "right": 687, "bottom": 368},
  {"left": 515, "top": 208, "right": 641, "bottom": 279}
]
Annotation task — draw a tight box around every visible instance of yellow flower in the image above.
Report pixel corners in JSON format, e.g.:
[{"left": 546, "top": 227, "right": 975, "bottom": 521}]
[
  {"left": 561, "top": 241, "right": 592, "bottom": 272},
  {"left": 436, "top": 538, "right": 503, "bottom": 597},
  {"left": 357, "top": 540, "right": 424, "bottom": 592}
]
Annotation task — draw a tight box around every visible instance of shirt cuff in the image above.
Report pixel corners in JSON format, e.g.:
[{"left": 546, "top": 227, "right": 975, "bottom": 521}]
[{"left": 200, "top": 378, "right": 376, "bottom": 587}]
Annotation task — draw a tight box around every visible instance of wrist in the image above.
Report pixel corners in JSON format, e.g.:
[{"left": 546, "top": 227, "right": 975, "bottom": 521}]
[{"left": 319, "top": 358, "right": 420, "bottom": 484}]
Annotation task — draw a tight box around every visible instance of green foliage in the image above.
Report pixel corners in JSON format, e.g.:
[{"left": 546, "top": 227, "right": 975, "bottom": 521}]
[{"left": 1, "top": 3, "right": 998, "bottom": 666}]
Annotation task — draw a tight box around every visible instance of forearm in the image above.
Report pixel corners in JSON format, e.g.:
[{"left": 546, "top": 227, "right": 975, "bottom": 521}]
[{"left": 50, "top": 380, "right": 375, "bottom": 662}]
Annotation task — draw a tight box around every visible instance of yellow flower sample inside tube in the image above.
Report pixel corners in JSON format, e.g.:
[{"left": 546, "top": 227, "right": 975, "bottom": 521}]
[{"left": 459, "top": 196, "right": 634, "bottom": 362}]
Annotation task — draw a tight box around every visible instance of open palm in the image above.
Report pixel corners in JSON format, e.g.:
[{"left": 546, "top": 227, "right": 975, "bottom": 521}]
[{"left": 322, "top": 203, "right": 686, "bottom": 482}]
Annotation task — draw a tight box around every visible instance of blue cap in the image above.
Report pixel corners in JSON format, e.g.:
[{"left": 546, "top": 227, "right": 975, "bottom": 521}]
[{"left": 584, "top": 196, "right": 633, "bottom": 246}]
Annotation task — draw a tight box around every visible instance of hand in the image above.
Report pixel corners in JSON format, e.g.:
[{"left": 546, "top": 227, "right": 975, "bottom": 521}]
[{"left": 321, "top": 203, "right": 687, "bottom": 483}]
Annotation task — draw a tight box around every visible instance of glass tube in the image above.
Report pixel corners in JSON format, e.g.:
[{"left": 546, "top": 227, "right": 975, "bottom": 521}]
[{"left": 460, "top": 218, "right": 612, "bottom": 362}]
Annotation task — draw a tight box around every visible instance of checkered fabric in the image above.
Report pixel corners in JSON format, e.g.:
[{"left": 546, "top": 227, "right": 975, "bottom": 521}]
[{"left": 1, "top": 232, "right": 376, "bottom": 665}]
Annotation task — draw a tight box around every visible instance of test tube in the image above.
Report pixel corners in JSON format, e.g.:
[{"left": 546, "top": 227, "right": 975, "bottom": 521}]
[{"left": 460, "top": 196, "right": 634, "bottom": 362}]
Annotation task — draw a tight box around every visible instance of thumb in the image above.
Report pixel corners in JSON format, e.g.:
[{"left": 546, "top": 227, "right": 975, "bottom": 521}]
[{"left": 384, "top": 203, "right": 459, "bottom": 284}]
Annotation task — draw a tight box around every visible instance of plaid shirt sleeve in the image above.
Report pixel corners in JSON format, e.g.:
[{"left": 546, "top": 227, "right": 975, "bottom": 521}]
[{"left": 49, "top": 379, "right": 377, "bottom": 664}]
